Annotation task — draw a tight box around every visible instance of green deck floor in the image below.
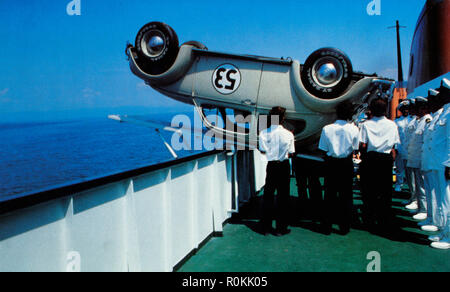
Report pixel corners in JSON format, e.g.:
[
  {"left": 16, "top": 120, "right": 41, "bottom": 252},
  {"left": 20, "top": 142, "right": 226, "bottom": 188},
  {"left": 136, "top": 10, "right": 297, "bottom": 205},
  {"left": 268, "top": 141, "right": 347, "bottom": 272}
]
[{"left": 179, "top": 179, "right": 450, "bottom": 272}]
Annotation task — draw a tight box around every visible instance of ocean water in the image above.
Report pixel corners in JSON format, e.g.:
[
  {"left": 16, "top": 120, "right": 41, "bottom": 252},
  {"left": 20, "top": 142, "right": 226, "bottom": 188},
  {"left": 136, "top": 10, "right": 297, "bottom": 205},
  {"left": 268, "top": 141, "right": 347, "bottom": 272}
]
[{"left": 0, "top": 112, "right": 204, "bottom": 201}]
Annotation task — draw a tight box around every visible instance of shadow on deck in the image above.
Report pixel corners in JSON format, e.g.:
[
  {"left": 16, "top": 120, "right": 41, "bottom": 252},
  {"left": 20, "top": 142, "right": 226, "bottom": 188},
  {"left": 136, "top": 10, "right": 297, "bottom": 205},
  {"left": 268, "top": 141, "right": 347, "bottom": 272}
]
[{"left": 179, "top": 178, "right": 450, "bottom": 272}]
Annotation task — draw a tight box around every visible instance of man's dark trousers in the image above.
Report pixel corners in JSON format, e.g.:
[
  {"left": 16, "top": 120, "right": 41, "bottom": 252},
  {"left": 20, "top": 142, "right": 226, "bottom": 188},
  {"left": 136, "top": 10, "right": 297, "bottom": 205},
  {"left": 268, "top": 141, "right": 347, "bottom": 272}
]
[
  {"left": 363, "top": 152, "right": 394, "bottom": 230},
  {"left": 322, "top": 156, "right": 354, "bottom": 234},
  {"left": 293, "top": 157, "right": 323, "bottom": 222},
  {"left": 262, "top": 160, "right": 291, "bottom": 232}
]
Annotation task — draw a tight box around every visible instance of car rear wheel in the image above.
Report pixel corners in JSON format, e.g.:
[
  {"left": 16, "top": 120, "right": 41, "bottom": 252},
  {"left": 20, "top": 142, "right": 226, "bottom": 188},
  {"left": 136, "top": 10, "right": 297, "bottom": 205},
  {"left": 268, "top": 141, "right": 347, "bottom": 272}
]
[
  {"left": 301, "top": 48, "right": 353, "bottom": 99},
  {"left": 135, "top": 22, "right": 179, "bottom": 75}
]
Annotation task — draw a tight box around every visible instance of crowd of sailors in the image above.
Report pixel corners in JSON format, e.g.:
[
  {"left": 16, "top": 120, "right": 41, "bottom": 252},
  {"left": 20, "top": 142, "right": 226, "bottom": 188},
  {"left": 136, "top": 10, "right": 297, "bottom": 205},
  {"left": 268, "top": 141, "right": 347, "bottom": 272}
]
[{"left": 258, "top": 78, "right": 450, "bottom": 250}]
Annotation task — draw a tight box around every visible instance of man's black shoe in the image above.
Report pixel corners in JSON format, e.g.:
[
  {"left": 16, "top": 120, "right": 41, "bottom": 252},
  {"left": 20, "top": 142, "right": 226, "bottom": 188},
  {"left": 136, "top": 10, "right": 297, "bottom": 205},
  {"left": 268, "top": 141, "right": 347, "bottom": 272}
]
[
  {"left": 259, "top": 221, "right": 274, "bottom": 236},
  {"left": 263, "top": 228, "right": 275, "bottom": 236},
  {"left": 274, "top": 229, "right": 291, "bottom": 236},
  {"left": 338, "top": 228, "right": 350, "bottom": 236},
  {"left": 320, "top": 224, "right": 332, "bottom": 235}
]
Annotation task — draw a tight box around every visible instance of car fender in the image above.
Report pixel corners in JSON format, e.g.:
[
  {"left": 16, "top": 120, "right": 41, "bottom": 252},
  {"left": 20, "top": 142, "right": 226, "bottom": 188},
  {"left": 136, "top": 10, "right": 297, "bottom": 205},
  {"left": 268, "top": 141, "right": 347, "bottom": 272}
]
[{"left": 128, "top": 45, "right": 196, "bottom": 86}]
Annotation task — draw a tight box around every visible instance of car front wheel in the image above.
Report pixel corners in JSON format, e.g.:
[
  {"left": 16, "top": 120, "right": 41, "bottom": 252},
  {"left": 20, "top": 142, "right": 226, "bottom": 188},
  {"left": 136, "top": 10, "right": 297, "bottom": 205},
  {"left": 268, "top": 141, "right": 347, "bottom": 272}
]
[{"left": 301, "top": 48, "right": 353, "bottom": 99}]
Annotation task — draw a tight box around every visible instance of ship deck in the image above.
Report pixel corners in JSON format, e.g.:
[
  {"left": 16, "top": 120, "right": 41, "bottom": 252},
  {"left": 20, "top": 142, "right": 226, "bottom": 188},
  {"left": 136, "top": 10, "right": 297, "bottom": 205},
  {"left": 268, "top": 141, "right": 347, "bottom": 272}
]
[{"left": 179, "top": 179, "right": 450, "bottom": 272}]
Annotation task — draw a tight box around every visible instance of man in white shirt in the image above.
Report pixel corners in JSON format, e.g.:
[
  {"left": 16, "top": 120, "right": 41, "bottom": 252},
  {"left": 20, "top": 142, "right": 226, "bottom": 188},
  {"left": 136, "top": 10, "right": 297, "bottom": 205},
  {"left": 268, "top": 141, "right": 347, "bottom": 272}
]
[
  {"left": 359, "top": 98, "right": 401, "bottom": 233},
  {"left": 407, "top": 97, "right": 431, "bottom": 221},
  {"left": 404, "top": 101, "right": 419, "bottom": 209},
  {"left": 259, "top": 106, "right": 296, "bottom": 236},
  {"left": 420, "top": 90, "right": 442, "bottom": 233},
  {"left": 394, "top": 101, "right": 413, "bottom": 192},
  {"left": 319, "top": 101, "right": 359, "bottom": 235},
  {"left": 430, "top": 78, "right": 450, "bottom": 249}
]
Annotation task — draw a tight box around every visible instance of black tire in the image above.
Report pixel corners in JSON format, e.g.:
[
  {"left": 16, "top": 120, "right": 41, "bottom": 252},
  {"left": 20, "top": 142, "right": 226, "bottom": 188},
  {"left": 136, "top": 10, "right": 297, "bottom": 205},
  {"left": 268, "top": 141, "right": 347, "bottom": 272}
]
[
  {"left": 182, "top": 41, "right": 208, "bottom": 50},
  {"left": 301, "top": 48, "right": 353, "bottom": 99},
  {"left": 135, "top": 22, "right": 179, "bottom": 75}
]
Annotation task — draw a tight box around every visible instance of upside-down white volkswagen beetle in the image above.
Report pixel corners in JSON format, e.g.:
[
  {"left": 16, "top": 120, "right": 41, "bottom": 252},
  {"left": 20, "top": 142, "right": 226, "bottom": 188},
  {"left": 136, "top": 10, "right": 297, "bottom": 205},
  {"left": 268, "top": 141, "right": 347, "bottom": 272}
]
[{"left": 126, "top": 22, "right": 394, "bottom": 149}]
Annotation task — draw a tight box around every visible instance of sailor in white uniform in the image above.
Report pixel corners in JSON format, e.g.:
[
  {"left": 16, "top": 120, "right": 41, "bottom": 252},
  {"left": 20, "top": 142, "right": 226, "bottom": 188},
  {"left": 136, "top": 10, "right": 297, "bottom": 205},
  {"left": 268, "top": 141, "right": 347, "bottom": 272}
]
[
  {"left": 359, "top": 98, "right": 400, "bottom": 232},
  {"left": 420, "top": 90, "right": 442, "bottom": 232},
  {"left": 406, "top": 97, "right": 431, "bottom": 221},
  {"left": 395, "top": 101, "right": 413, "bottom": 192},
  {"left": 404, "top": 100, "right": 419, "bottom": 210},
  {"left": 319, "top": 101, "right": 360, "bottom": 235},
  {"left": 259, "top": 106, "right": 296, "bottom": 236},
  {"left": 430, "top": 78, "right": 450, "bottom": 250}
]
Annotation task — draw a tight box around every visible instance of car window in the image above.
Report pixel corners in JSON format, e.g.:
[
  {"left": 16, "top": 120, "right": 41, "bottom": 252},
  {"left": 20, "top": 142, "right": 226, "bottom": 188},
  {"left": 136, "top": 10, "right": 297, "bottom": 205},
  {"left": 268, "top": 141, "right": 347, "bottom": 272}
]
[{"left": 203, "top": 106, "right": 252, "bottom": 134}]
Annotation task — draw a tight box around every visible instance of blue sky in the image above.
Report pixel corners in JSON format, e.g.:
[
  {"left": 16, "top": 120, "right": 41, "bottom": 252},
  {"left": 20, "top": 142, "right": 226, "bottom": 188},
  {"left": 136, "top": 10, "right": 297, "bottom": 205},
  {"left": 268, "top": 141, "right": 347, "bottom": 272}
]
[{"left": 0, "top": 0, "right": 425, "bottom": 121}]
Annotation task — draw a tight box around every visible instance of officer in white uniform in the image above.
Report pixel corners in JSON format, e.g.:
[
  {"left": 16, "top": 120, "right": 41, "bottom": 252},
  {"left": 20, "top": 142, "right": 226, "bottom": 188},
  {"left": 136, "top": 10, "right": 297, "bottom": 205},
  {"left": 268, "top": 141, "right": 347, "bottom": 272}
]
[
  {"left": 420, "top": 90, "right": 442, "bottom": 232},
  {"left": 359, "top": 98, "right": 400, "bottom": 233},
  {"left": 404, "top": 100, "right": 419, "bottom": 209},
  {"left": 430, "top": 78, "right": 450, "bottom": 249},
  {"left": 319, "top": 101, "right": 360, "bottom": 235},
  {"left": 395, "top": 101, "right": 413, "bottom": 192},
  {"left": 259, "top": 106, "right": 296, "bottom": 236},
  {"left": 406, "top": 97, "right": 431, "bottom": 221}
]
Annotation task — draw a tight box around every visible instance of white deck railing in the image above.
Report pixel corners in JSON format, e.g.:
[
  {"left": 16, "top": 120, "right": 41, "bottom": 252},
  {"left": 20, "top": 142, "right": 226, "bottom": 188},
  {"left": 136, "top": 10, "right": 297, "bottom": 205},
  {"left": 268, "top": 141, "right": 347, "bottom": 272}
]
[{"left": 0, "top": 150, "right": 267, "bottom": 272}]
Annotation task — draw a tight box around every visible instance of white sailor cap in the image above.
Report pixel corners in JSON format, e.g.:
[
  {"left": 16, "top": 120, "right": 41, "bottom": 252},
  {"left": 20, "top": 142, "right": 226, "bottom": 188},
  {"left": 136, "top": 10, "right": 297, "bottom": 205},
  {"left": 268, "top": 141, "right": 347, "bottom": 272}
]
[
  {"left": 402, "top": 99, "right": 411, "bottom": 105},
  {"left": 428, "top": 89, "right": 439, "bottom": 96},
  {"left": 415, "top": 96, "right": 428, "bottom": 104},
  {"left": 397, "top": 100, "right": 410, "bottom": 110},
  {"left": 442, "top": 78, "right": 450, "bottom": 90}
]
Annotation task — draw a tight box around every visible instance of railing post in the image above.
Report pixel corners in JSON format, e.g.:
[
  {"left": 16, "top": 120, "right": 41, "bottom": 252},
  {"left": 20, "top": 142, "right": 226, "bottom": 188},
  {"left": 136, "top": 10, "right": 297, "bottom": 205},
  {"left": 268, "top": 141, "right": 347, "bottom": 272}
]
[{"left": 124, "top": 179, "right": 141, "bottom": 272}]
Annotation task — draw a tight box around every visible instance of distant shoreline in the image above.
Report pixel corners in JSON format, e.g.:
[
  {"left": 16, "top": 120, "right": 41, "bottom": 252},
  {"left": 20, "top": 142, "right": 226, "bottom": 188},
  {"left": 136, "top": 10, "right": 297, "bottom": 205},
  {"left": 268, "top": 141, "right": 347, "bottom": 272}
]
[{"left": 0, "top": 106, "right": 195, "bottom": 124}]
